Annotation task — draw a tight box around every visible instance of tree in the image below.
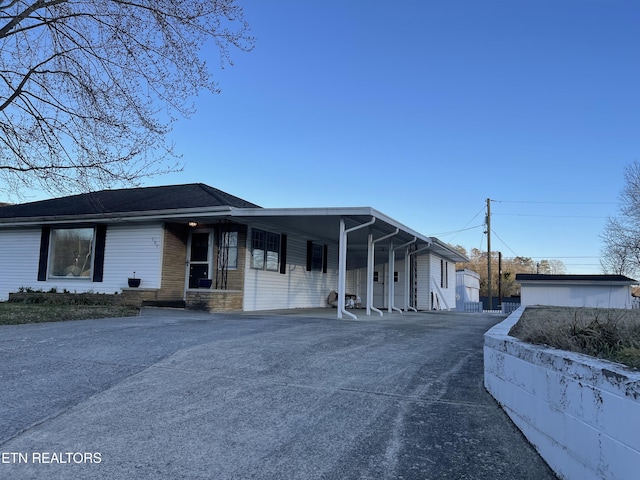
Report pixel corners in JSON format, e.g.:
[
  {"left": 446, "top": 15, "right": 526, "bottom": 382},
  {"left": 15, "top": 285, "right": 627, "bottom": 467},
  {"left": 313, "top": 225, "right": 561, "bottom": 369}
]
[
  {"left": 456, "top": 249, "right": 566, "bottom": 298},
  {"left": 0, "top": 0, "right": 253, "bottom": 197},
  {"left": 601, "top": 160, "right": 640, "bottom": 278}
]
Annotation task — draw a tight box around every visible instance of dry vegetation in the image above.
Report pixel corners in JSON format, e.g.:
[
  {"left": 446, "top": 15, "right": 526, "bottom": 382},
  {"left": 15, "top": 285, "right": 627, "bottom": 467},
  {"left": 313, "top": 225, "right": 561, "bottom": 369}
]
[
  {"left": 509, "top": 306, "right": 640, "bottom": 369},
  {"left": 0, "top": 292, "right": 139, "bottom": 325}
]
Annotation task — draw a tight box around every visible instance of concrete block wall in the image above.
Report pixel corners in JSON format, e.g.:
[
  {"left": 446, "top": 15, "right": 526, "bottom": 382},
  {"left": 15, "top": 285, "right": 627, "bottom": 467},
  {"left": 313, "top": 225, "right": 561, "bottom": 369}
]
[{"left": 484, "top": 306, "right": 640, "bottom": 480}]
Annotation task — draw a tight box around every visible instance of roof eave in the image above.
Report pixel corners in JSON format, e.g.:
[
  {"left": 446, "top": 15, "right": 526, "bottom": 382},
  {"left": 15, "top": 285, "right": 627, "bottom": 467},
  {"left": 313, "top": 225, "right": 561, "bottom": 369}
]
[{"left": 0, "top": 205, "right": 234, "bottom": 227}]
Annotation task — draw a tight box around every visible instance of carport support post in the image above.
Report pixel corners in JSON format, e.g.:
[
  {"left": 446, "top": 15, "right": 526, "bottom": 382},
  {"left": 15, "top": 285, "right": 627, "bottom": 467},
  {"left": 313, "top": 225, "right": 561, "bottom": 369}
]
[
  {"left": 338, "top": 217, "right": 377, "bottom": 320},
  {"left": 366, "top": 230, "right": 374, "bottom": 316},
  {"left": 388, "top": 241, "right": 394, "bottom": 313},
  {"left": 337, "top": 218, "right": 347, "bottom": 319},
  {"left": 404, "top": 246, "right": 411, "bottom": 311}
]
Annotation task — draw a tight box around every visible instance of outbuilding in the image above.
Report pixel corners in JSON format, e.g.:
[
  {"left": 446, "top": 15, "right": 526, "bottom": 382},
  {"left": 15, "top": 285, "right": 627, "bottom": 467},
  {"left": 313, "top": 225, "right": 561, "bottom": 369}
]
[
  {"left": 516, "top": 274, "right": 637, "bottom": 309},
  {"left": 0, "top": 184, "right": 467, "bottom": 318}
]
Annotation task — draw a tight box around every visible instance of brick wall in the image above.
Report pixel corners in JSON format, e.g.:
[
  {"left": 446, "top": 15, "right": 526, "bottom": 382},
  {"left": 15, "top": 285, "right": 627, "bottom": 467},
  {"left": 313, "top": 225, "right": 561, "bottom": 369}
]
[
  {"left": 186, "top": 290, "right": 243, "bottom": 312},
  {"left": 158, "top": 223, "right": 188, "bottom": 301},
  {"left": 212, "top": 225, "right": 246, "bottom": 291},
  {"left": 152, "top": 222, "right": 248, "bottom": 311}
]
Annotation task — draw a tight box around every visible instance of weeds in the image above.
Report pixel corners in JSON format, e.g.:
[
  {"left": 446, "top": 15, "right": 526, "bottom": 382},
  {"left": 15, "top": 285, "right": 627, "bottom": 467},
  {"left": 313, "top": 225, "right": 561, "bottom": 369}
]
[{"left": 509, "top": 306, "right": 640, "bottom": 369}]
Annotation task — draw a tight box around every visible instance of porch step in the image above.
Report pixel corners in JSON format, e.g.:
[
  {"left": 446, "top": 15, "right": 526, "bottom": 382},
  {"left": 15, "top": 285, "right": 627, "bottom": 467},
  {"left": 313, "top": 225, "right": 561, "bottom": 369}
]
[{"left": 141, "top": 300, "right": 186, "bottom": 309}]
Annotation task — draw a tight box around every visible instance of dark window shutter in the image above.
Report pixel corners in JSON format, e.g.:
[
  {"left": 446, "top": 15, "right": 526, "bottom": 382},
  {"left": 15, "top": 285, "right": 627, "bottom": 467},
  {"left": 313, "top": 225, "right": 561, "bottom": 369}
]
[
  {"left": 93, "top": 225, "right": 107, "bottom": 282},
  {"left": 279, "top": 234, "right": 287, "bottom": 274},
  {"left": 322, "top": 245, "right": 328, "bottom": 273},
  {"left": 37, "top": 227, "right": 50, "bottom": 281},
  {"left": 306, "top": 240, "right": 313, "bottom": 271}
]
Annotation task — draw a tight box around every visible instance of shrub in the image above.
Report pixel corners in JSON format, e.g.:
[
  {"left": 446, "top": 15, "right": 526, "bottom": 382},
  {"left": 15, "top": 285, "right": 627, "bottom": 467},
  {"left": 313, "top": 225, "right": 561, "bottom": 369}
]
[{"left": 509, "top": 306, "right": 640, "bottom": 369}]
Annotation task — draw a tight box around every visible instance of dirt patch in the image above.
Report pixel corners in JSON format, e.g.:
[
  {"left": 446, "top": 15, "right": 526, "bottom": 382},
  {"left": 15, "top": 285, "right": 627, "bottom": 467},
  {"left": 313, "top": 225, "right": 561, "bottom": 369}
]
[{"left": 509, "top": 306, "right": 640, "bottom": 370}]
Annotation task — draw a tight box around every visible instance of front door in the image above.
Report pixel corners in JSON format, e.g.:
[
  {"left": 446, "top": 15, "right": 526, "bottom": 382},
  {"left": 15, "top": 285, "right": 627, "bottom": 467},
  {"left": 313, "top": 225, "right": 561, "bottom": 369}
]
[{"left": 187, "top": 231, "right": 212, "bottom": 289}]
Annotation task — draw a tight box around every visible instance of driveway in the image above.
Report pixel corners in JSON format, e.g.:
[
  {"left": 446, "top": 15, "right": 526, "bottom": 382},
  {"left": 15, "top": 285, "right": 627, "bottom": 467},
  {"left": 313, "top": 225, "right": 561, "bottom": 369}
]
[{"left": 0, "top": 309, "right": 556, "bottom": 479}]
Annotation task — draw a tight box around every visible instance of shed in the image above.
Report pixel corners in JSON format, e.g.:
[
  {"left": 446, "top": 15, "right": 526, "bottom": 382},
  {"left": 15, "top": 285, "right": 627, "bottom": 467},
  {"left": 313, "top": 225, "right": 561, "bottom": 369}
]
[
  {"left": 516, "top": 274, "right": 637, "bottom": 309},
  {"left": 455, "top": 269, "right": 480, "bottom": 310}
]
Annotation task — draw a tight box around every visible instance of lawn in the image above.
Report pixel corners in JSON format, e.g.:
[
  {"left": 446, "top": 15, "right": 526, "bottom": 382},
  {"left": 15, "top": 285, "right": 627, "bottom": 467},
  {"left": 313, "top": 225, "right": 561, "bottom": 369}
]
[
  {"left": 0, "top": 302, "right": 139, "bottom": 325},
  {"left": 509, "top": 305, "right": 640, "bottom": 369}
]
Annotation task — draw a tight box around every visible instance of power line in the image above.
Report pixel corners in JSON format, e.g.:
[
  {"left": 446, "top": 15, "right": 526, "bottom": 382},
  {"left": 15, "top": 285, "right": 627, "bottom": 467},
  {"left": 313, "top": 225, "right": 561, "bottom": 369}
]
[
  {"left": 428, "top": 223, "right": 484, "bottom": 238},
  {"left": 494, "top": 213, "right": 607, "bottom": 219},
  {"left": 493, "top": 199, "right": 618, "bottom": 205},
  {"left": 490, "top": 228, "right": 519, "bottom": 257},
  {"left": 447, "top": 206, "right": 486, "bottom": 243}
]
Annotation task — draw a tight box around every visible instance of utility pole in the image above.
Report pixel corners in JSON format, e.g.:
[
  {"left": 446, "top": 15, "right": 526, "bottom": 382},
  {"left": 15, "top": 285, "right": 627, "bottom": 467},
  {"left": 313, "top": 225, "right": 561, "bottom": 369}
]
[
  {"left": 498, "top": 251, "right": 502, "bottom": 308},
  {"left": 486, "top": 198, "right": 492, "bottom": 311}
]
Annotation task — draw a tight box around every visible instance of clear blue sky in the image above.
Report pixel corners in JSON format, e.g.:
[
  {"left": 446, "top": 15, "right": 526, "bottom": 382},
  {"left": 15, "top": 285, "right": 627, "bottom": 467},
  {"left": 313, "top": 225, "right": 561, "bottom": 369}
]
[{"left": 149, "top": 0, "right": 639, "bottom": 274}]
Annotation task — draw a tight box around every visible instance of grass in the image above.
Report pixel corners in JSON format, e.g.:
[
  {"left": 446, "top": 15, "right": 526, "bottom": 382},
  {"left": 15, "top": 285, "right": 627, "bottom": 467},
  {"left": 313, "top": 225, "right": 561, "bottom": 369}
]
[
  {"left": 0, "top": 302, "right": 139, "bottom": 325},
  {"left": 509, "top": 306, "right": 640, "bottom": 370}
]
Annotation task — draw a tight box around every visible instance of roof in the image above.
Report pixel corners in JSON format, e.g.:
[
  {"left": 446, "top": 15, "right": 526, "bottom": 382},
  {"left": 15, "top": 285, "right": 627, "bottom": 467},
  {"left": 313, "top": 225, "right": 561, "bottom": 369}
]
[
  {"left": 516, "top": 274, "right": 637, "bottom": 284},
  {"left": 0, "top": 183, "right": 468, "bottom": 264},
  {"left": 0, "top": 183, "right": 260, "bottom": 220}
]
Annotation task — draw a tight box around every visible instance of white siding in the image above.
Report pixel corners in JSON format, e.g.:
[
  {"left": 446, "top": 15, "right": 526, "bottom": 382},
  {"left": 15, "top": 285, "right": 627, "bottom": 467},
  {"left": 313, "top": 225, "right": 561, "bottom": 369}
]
[
  {"left": 0, "top": 223, "right": 163, "bottom": 300},
  {"left": 243, "top": 231, "right": 339, "bottom": 311},
  {"left": 102, "top": 223, "right": 163, "bottom": 291},
  {"left": 521, "top": 283, "right": 633, "bottom": 308},
  {"left": 0, "top": 228, "right": 42, "bottom": 300},
  {"left": 415, "top": 253, "right": 456, "bottom": 310},
  {"left": 416, "top": 254, "right": 431, "bottom": 310}
]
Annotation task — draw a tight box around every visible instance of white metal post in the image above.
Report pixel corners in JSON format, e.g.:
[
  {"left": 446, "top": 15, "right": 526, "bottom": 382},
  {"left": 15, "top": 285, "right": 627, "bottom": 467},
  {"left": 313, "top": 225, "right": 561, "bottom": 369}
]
[
  {"left": 404, "top": 246, "right": 411, "bottom": 311},
  {"left": 366, "top": 230, "right": 374, "bottom": 316},
  {"left": 388, "top": 240, "right": 394, "bottom": 313},
  {"left": 337, "top": 218, "right": 346, "bottom": 319}
]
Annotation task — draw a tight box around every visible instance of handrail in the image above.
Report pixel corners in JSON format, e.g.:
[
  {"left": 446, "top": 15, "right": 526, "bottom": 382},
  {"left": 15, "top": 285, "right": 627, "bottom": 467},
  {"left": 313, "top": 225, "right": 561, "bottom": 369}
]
[{"left": 431, "top": 276, "right": 450, "bottom": 310}]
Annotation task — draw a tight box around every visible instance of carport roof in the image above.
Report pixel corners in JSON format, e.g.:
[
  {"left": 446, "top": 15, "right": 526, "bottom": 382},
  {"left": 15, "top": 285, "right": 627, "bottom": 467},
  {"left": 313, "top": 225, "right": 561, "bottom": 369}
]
[{"left": 0, "top": 183, "right": 468, "bottom": 263}]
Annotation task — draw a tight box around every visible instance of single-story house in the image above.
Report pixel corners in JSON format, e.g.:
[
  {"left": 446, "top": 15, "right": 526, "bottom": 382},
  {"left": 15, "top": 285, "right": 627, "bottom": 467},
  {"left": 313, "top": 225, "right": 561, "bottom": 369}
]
[
  {"left": 516, "top": 274, "right": 638, "bottom": 309},
  {"left": 0, "top": 183, "right": 467, "bottom": 318}
]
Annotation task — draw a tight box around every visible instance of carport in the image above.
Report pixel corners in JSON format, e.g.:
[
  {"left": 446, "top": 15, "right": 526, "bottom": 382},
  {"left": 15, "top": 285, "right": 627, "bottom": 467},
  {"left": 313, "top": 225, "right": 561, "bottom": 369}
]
[{"left": 214, "top": 207, "right": 467, "bottom": 318}]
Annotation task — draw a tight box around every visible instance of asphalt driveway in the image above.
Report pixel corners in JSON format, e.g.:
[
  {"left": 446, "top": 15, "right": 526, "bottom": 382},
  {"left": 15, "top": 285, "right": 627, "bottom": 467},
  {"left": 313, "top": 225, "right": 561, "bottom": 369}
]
[{"left": 0, "top": 309, "right": 557, "bottom": 479}]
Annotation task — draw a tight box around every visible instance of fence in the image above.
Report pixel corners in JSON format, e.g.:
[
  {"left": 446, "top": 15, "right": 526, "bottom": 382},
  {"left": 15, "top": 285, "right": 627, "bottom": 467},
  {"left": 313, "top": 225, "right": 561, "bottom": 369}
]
[
  {"left": 463, "top": 302, "right": 483, "bottom": 313},
  {"left": 501, "top": 302, "right": 521, "bottom": 315}
]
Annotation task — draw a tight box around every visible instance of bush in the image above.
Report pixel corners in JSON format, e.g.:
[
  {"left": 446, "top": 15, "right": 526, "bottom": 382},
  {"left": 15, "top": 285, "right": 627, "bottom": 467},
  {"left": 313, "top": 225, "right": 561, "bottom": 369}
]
[{"left": 509, "top": 306, "right": 640, "bottom": 369}]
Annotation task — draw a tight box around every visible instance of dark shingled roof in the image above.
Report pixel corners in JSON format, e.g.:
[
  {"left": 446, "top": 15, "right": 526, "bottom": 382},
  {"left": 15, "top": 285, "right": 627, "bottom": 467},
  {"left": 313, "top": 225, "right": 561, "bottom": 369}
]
[
  {"left": 516, "top": 274, "right": 637, "bottom": 283},
  {"left": 0, "top": 184, "right": 260, "bottom": 219}
]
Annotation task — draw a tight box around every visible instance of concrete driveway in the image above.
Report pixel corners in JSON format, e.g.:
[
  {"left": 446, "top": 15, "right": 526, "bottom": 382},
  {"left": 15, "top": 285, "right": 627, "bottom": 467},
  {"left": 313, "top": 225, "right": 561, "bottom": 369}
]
[{"left": 0, "top": 309, "right": 556, "bottom": 479}]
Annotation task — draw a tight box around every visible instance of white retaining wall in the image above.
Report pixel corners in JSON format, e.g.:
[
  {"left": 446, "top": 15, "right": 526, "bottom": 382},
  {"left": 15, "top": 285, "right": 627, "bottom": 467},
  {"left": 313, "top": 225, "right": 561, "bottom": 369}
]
[{"left": 484, "top": 306, "right": 640, "bottom": 480}]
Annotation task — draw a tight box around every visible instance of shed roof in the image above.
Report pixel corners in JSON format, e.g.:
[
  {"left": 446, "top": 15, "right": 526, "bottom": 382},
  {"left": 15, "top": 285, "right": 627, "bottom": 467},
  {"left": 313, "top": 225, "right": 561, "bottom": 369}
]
[{"left": 516, "top": 274, "right": 637, "bottom": 284}]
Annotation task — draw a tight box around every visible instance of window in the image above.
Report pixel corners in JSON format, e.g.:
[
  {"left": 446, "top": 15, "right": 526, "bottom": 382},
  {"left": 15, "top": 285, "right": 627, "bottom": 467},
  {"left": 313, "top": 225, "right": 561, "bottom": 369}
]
[
  {"left": 49, "top": 227, "right": 95, "bottom": 278},
  {"left": 218, "top": 231, "right": 238, "bottom": 270},
  {"left": 251, "top": 229, "right": 280, "bottom": 271},
  {"left": 306, "top": 241, "right": 328, "bottom": 273},
  {"left": 373, "top": 271, "right": 379, "bottom": 282},
  {"left": 440, "top": 259, "right": 449, "bottom": 288}
]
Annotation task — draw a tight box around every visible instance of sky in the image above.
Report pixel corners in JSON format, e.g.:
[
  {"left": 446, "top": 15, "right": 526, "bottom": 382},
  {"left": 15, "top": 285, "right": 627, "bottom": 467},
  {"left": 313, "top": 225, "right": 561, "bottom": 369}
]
[{"left": 149, "top": 1, "right": 639, "bottom": 274}]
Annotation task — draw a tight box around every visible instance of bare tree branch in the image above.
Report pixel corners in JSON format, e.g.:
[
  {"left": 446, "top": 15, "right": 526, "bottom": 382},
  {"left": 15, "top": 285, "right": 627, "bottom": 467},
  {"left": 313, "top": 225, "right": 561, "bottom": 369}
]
[
  {"left": 600, "top": 161, "right": 640, "bottom": 279},
  {"left": 0, "top": 0, "right": 254, "bottom": 198}
]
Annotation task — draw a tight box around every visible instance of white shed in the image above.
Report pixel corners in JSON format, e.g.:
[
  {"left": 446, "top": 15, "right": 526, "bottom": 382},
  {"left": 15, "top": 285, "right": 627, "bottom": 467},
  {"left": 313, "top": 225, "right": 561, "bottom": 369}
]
[
  {"left": 516, "top": 274, "right": 637, "bottom": 309},
  {"left": 456, "top": 269, "right": 480, "bottom": 310}
]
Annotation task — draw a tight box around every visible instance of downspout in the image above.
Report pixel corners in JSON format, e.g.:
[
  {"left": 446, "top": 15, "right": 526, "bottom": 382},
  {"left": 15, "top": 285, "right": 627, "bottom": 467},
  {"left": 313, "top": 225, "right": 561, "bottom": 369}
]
[
  {"left": 389, "top": 237, "right": 417, "bottom": 314},
  {"left": 405, "top": 244, "right": 430, "bottom": 312},
  {"left": 338, "top": 217, "right": 376, "bottom": 320},
  {"left": 368, "top": 228, "right": 399, "bottom": 316}
]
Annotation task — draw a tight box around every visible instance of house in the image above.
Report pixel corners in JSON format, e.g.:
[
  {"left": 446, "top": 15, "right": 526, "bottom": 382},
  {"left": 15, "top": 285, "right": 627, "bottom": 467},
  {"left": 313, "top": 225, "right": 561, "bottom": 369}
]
[
  {"left": 516, "top": 274, "right": 637, "bottom": 309},
  {"left": 455, "top": 269, "right": 481, "bottom": 311},
  {"left": 0, "top": 183, "right": 467, "bottom": 317}
]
